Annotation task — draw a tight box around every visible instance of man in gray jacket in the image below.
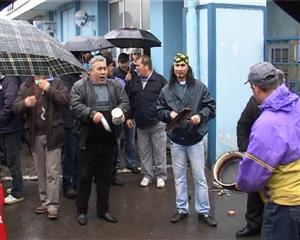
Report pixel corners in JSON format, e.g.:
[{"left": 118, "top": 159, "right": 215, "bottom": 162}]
[
  {"left": 70, "top": 56, "right": 129, "bottom": 225},
  {"left": 157, "top": 53, "right": 217, "bottom": 226}
]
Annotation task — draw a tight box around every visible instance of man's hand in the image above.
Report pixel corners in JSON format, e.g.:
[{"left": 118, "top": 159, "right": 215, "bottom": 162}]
[
  {"left": 170, "top": 111, "right": 178, "bottom": 120},
  {"left": 125, "top": 71, "right": 132, "bottom": 81},
  {"left": 38, "top": 79, "right": 50, "bottom": 92},
  {"left": 93, "top": 112, "right": 103, "bottom": 124},
  {"left": 126, "top": 119, "right": 134, "bottom": 128},
  {"left": 24, "top": 96, "right": 37, "bottom": 107},
  {"left": 190, "top": 114, "right": 201, "bottom": 125}
]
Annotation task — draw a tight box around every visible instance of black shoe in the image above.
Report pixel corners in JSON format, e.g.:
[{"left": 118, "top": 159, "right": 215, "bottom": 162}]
[
  {"left": 77, "top": 214, "right": 88, "bottom": 225},
  {"left": 111, "top": 178, "right": 124, "bottom": 186},
  {"left": 170, "top": 212, "right": 188, "bottom": 223},
  {"left": 98, "top": 212, "right": 118, "bottom": 223},
  {"left": 64, "top": 188, "right": 77, "bottom": 199},
  {"left": 198, "top": 213, "right": 217, "bottom": 227},
  {"left": 236, "top": 226, "right": 260, "bottom": 237},
  {"left": 128, "top": 167, "right": 140, "bottom": 174}
]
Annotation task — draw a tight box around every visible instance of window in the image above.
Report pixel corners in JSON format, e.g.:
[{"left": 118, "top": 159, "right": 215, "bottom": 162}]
[
  {"left": 267, "top": 39, "right": 300, "bottom": 95},
  {"left": 109, "top": 0, "right": 150, "bottom": 30}
]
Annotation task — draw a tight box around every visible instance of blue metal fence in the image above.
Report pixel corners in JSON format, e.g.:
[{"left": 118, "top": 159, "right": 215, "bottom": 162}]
[{"left": 266, "top": 37, "right": 300, "bottom": 95}]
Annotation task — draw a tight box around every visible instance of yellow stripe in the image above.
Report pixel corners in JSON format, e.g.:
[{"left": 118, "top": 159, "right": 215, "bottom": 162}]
[{"left": 245, "top": 152, "right": 275, "bottom": 172}]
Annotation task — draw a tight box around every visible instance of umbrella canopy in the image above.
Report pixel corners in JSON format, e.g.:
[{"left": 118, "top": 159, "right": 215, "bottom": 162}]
[
  {"left": 0, "top": 18, "right": 84, "bottom": 77},
  {"left": 104, "top": 27, "right": 161, "bottom": 49},
  {"left": 64, "top": 35, "right": 114, "bottom": 52}
]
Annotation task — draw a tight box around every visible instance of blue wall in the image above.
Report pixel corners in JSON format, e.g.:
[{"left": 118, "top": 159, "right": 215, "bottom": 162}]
[
  {"left": 151, "top": 0, "right": 184, "bottom": 78},
  {"left": 215, "top": 7, "right": 265, "bottom": 158},
  {"left": 195, "top": 3, "right": 266, "bottom": 165},
  {"left": 53, "top": 0, "right": 109, "bottom": 42},
  {"left": 268, "top": 1, "right": 300, "bottom": 37}
]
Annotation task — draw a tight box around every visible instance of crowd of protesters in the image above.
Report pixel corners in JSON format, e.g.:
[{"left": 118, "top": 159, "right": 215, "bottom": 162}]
[{"left": 0, "top": 48, "right": 299, "bottom": 240}]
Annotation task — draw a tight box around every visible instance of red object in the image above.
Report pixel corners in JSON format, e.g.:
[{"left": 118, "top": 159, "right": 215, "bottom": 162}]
[{"left": 0, "top": 184, "right": 7, "bottom": 240}]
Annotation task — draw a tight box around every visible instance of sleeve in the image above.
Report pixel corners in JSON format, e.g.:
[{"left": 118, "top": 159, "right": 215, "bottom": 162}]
[
  {"left": 44, "top": 79, "right": 69, "bottom": 107},
  {"left": 115, "top": 82, "right": 130, "bottom": 115},
  {"left": 198, "top": 84, "right": 216, "bottom": 122},
  {"left": 125, "top": 78, "right": 135, "bottom": 119},
  {"left": 237, "top": 97, "right": 260, "bottom": 152},
  {"left": 236, "top": 120, "right": 287, "bottom": 192},
  {"left": 0, "top": 77, "right": 19, "bottom": 123},
  {"left": 70, "top": 81, "right": 93, "bottom": 123},
  {"left": 13, "top": 83, "right": 28, "bottom": 115},
  {"left": 157, "top": 86, "right": 172, "bottom": 124}
]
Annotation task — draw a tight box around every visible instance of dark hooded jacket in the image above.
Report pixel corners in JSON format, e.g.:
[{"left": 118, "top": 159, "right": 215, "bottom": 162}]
[{"left": 157, "top": 80, "right": 215, "bottom": 146}]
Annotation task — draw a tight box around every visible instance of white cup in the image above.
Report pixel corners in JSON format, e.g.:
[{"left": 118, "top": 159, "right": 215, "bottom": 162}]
[{"left": 111, "top": 108, "right": 125, "bottom": 125}]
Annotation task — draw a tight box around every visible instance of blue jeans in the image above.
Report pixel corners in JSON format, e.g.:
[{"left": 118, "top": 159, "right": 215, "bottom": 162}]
[
  {"left": 124, "top": 122, "right": 136, "bottom": 169},
  {"left": 262, "top": 203, "right": 300, "bottom": 240},
  {"left": 171, "top": 141, "right": 210, "bottom": 214},
  {"left": 62, "top": 128, "right": 78, "bottom": 192},
  {"left": 1, "top": 131, "right": 24, "bottom": 198}
]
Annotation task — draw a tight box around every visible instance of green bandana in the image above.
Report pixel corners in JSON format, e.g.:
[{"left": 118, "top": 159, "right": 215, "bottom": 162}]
[{"left": 173, "top": 53, "right": 189, "bottom": 65}]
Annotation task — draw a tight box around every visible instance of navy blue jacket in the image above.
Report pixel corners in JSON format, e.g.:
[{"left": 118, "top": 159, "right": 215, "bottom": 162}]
[
  {"left": 0, "top": 76, "right": 24, "bottom": 133},
  {"left": 127, "top": 71, "right": 167, "bottom": 128}
]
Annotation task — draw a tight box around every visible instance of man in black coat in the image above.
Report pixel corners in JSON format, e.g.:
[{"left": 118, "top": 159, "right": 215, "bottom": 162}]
[
  {"left": 236, "top": 96, "right": 263, "bottom": 237},
  {"left": 0, "top": 76, "right": 24, "bottom": 205},
  {"left": 126, "top": 55, "right": 167, "bottom": 188}
]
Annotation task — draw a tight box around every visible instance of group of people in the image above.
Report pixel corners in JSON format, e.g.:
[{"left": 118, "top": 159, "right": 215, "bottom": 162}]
[{"left": 0, "top": 47, "right": 299, "bottom": 239}]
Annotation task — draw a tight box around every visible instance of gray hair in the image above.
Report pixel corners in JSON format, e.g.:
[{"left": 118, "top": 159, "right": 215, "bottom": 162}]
[{"left": 89, "top": 55, "right": 106, "bottom": 69}]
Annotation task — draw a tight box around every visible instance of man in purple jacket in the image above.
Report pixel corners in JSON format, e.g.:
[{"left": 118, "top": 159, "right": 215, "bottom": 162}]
[{"left": 237, "top": 62, "right": 300, "bottom": 240}]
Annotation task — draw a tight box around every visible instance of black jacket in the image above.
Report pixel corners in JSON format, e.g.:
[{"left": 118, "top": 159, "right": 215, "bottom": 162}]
[
  {"left": 70, "top": 77, "right": 129, "bottom": 150},
  {"left": 236, "top": 96, "right": 262, "bottom": 152},
  {"left": 157, "top": 80, "right": 216, "bottom": 146},
  {"left": 127, "top": 71, "right": 167, "bottom": 128},
  {"left": 0, "top": 76, "right": 24, "bottom": 134},
  {"left": 60, "top": 73, "right": 81, "bottom": 128}
]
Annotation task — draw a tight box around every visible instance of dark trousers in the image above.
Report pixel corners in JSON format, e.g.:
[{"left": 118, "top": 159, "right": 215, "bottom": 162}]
[
  {"left": 62, "top": 128, "right": 78, "bottom": 192},
  {"left": 245, "top": 192, "right": 264, "bottom": 230},
  {"left": 76, "top": 141, "right": 116, "bottom": 215},
  {"left": 0, "top": 131, "right": 24, "bottom": 198},
  {"left": 262, "top": 203, "right": 300, "bottom": 240}
]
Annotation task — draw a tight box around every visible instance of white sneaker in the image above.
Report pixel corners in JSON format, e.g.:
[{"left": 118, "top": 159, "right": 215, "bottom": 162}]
[
  {"left": 6, "top": 188, "right": 11, "bottom": 194},
  {"left": 140, "top": 177, "right": 150, "bottom": 187},
  {"left": 5, "top": 194, "right": 24, "bottom": 205},
  {"left": 157, "top": 179, "right": 165, "bottom": 188}
]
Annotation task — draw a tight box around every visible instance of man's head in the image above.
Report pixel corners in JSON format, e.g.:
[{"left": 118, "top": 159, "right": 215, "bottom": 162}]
[
  {"left": 89, "top": 55, "right": 108, "bottom": 83},
  {"left": 118, "top": 53, "right": 129, "bottom": 72},
  {"left": 172, "top": 53, "right": 190, "bottom": 82},
  {"left": 245, "top": 62, "right": 280, "bottom": 103},
  {"left": 129, "top": 48, "right": 142, "bottom": 62},
  {"left": 105, "top": 56, "right": 115, "bottom": 78},
  {"left": 135, "top": 55, "right": 152, "bottom": 78}
]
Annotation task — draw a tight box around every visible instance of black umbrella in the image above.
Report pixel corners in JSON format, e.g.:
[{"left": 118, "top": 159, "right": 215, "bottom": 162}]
[
  {"left": 64, "top": 35, "right": 114, "bottom": 52},
  {"left": 0, "top": 18, "right": 84, "bottom": 77},
  {"left": 104, "top": 27, "right": 161, "bottom": 49}
]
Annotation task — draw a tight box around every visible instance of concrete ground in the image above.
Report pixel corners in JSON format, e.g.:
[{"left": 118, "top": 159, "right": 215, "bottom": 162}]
[{"left": 3, "top": 169, "right": 260, "bottom": 240}]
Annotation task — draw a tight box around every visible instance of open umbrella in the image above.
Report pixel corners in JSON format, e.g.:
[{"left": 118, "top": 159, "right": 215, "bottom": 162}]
[
  {"left": 64, "top": 35, "right": 114, "bottom": 52},
  {"left": 0, "top": 18, "right": 84, "bottom": 77},
  {"left": 104, "top": 27, "right": 161, "bottom": 49}
]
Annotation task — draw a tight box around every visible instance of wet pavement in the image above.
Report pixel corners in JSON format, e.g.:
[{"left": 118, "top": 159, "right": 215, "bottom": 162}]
[{"left": 3, "top": 169, "right": 260, "bottom": 239}]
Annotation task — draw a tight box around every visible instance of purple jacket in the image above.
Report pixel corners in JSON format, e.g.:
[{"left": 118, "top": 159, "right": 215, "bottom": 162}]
[{"left": 237, "top": 85, "right": 300, "bottom": 193}]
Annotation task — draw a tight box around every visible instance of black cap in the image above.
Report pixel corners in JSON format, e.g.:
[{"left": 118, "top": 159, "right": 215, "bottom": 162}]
[{"left": 118, "top": 53, "right": 129, "bottom": 63}]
